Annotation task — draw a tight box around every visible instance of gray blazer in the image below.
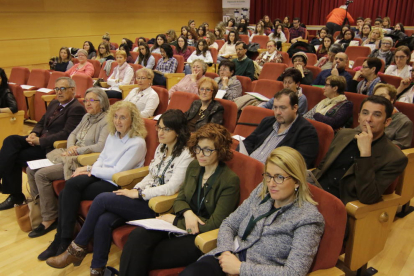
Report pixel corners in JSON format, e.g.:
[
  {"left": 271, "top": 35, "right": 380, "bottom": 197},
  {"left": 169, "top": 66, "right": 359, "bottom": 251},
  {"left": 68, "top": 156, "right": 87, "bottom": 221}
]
[
  {"left": 67, "top": 112, "right": 109, "bottom": 155},
  {"left": 206, "top": 183, "right": 325, "bottom": 276}
]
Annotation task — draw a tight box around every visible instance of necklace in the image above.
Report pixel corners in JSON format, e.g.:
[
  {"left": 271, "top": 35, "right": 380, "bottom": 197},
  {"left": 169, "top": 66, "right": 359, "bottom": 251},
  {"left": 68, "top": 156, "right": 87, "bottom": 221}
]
[{"left": 198, "top": 108, "right": 206, "bottom": 119}]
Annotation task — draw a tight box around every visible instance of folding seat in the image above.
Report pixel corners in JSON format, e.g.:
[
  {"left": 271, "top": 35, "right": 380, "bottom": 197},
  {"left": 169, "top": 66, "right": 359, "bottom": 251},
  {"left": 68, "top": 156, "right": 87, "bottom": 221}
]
[
  {"left": 167, "top": 91, "right": 199, "bottom": 112},
  {"left": 151, "top": 53, "right": 162, "bottom": 69},
  {"left": 98, "top": 61, "right": 117, "bottom": 81},
  {"left": 239, "top": 34, "right": 249, "bottom": 44},
  {"left": 8, "top": 84, "right": 28, "bottom": 119},
  {"left": 379, "top": 74, "right": 402, "bottom": 89},
  {"left": 130, "top": 51, "right": 139, "bottom": 63},
  {"left": 258, "top": 63, "right": 287, "bottom": 81},
  {"left": 306, "top": 65, "right": 322, "bottom": 80},
  {"left": 215, "top": 40, "right": 225, "bottom": 50},
  {"left": 283, "top": 29, "right": 290, "bottom": 43},
  {"left": 252, "top": 79, "right": 284, "bottom": 99},
  {"left": 9, "top": 67, "right": 30, "bottom": 85},
  {"left": 152, "top": 86, "right": 169, "bottom": 116},
  {"left": 251, "top": 35, "right": 269, "bottom": 49},
  {"left": 88, "top": 59, "right": 101, "bottom": 78},
  {"left": 345, "top": 46, "right": 371, "bottom": 63},
  {"left": 173, "top": 55, "right": 185, "bottom": 73},
  {"left": 394, "top": 101, "right": 414, "bottom": 147},
  {"left": 344, "top": 92, "right": 367, "bottom": 128},
  {"left": 233, "top": 105, "right": 273, "bottom": 138},
  {"left": 110, "top": 50, "right": 116, "bottom": 56},
  {"left": 110, "top": 43, "right": 118, "bottom": 49},
  {"left": 305, "top": 53, "right": 318, "bottom": 66},
  {"left": 205, "top": 72, "right": 219, "bottom": 79},
  {"left": 22, "top": 69, "right": 50, "bottom": 120},
  {"left": 305, "top": 119, "right": 334, "bottom": 167},
  {"left": 236, "top": 75, "right": 252, "bottom": 94},
  {"left": 187, "top": 46, "right": 196, "bottom": 54},
  {"left": 72, "top": 74, "right": 93, "bottom": 99},
  {"left": 279, "top": 51, "right": 291, "bottom": 66},
  {"left": 0, "top": 110, "right": 25, "bottom": 148},
  {"left": 301, "top": 85, "right": 325, "bottom": 110},
  {"left": 214, "top": 98, "right": 237, "bottom": 132}
]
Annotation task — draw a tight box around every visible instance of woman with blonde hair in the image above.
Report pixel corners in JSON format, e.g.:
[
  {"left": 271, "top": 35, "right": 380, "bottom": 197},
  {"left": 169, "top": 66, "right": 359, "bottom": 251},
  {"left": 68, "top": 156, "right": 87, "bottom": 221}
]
[
  {"left": 214, "top": 26, "right": 225, "bottom": 40},
  {"left": 362, "top": 27, "right": 383, "bottom": 49},
  {"left": 169, "top": 59, "right": 206, "bottom": 98},
  {"left": 93, "top": 42, "right": 115, "bottom": 65},
  {"left": 181, "top": 146, "right": 324, "bottom": 276},
  {"left": 39, "top": 101, "right": 147, "bottom": 262},
  {"left": 105, "top": 50, "right": 135, "bottom": 99}
]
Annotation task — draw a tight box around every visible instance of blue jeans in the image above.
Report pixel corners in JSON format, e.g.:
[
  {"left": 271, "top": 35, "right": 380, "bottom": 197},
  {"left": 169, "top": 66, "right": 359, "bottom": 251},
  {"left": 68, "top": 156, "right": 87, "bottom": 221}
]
[{"left": 74, "top": 192, "right": 155, "bottom": 268}]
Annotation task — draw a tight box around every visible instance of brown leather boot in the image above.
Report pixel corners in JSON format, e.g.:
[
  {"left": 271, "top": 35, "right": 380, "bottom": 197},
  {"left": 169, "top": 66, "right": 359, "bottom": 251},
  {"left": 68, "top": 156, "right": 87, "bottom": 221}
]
[
  {"left": 90, "top": 267, "right": 105, "bottom": 276},
  {"left": 46, "top": 241, "right": 87, "bottom": 269}
]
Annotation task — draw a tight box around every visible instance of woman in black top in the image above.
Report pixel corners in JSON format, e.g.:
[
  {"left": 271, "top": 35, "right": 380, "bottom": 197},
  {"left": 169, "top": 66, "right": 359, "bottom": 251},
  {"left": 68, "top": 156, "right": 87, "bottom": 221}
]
[
  {"left": 51, "top": 47, "right": 74, "bottom": 72},
  {"left": 83, "top": 41, "right": 97, "bottom": 59},
  {"left": 0, "top": 68, "right": 18, "bottom": 114}
]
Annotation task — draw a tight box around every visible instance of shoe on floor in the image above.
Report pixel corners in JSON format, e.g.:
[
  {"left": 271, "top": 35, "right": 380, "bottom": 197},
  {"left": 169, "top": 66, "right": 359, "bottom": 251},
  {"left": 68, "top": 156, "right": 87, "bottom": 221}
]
[
  {"left": 0, "top": 194, "right": 25, "bottom": 211},
  {"left": 29, "top": 220, "right": 58, "bottom": 238},
  {"left": 38, "top": 240, "right": 60, "bottom": 261}
]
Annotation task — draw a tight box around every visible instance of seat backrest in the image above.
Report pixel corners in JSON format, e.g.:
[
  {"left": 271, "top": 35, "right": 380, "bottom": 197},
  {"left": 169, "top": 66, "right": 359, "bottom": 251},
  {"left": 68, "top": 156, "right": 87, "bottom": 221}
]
[
  {"left": 305, "top": 53, "right": 318, "bottom": 66},
  {"left": 236, "top": 75, "right": 252, "bottom": 95},
  {"left": 226, "top": 151, "right": 264, "bottom": 204},
  {"left": 352, "top": 56, "right": 366, "bottom": 69},
  {"left": 353, "top": 38, "right": 362, "bottom": 46},
  {"left": 72, "top": 58, "right": 79, "bottom": 64},
  {"left": 151, "top": 53, "right": 162, "bottom": 69},
  {"left": 9, "top": 67, "right": 30, "bottom": 85},
  {"left": 234, "top": 106, "right": 274, "bottom": 138},
  {"left": 306, "top": 65, "right": 322, "bottom": 80},
  {"left": 215, "top": 40, "right": 225, "bottom": 50},
  {"left": 253, "top": 79, "right": 284, "bottom": 99},
  {"left": 301, "top": 85, "right": 325, "bottom": 110},
  {"left": 345, "top": 46, "right": 371, "bottom": 62},
  {"left": 252, "top": 35, "right": 269, "bottom": 49},
  {"left": 239, "top": 34, "right": 249, "bottom": 44},
  {"left": 111, "top": 43, "right": 119, "bottom": 49},
  {"left": 72, "top": 74, "right": 93, "bottom": 98},
  {"left": 27, "top": 69, "right": 50, "bottom": 88},
  {"left": 280, "top": 52, "right": 291, "bottom": 66},
  {"left": 98, "top": 61, "right": 117, "bottom": 81},
  {"left": 173, "top": 55, "right": 185, "bottom": 73},
  {"left": 344, "top": 92, "right": 368, "bottom": 128},
  {"left": 333, "top": 31, "right": 341, "bottom": 39},
  {"left": 152, "top": 86, "right": 169, "bottom": 116},
  {"left": 130, "top": 52, "right": 139, "bottom": 63},
  {"left": 379, "top": 74, "right": 402, "bottom": 89},
  {"left": 305, "top": 119, "right": 334, "bottom": 167},
  {"left": 8, "top": 83, "right": 28, "bottom": 117},
  {"left": 110, "top": 50, "right": 117, "bottom": 56},
  {"left": 143, "top": 119, "right": 159, "bottom": 166},
  {"left": 167, "top": 91, "right": 199, "bottom": 112},
  {"left": 205, "top": 72, "right": 219, "bottom": 79},
  {"left": 346, "top": 68, "right": 356, "bottom": 78},
  {"left": 188, "top": 46, "right": 196, "bottom": 54},
  {"left": 215, "top": 98, "right": 238, "bottom": 132},
  {"left": 209, "top": 48, "right": 218, "bottom": 64},
  {"left": 129, "top": 64, "right": 143, "bottom": 83},
  {"left": 47, "top": 71, "right": 66, "bottom": 89},
  {"left": 87, "top": 59, "right": 101, "bottom": 78},
  {"left": 394, "top": 101, "right": 414, "bottom": 147},
  {"left": 308, "top": 184, "right": 347, "bottom": 272},
  {"left": 259, "top": 63, "right": 287, "bottom": 81}
]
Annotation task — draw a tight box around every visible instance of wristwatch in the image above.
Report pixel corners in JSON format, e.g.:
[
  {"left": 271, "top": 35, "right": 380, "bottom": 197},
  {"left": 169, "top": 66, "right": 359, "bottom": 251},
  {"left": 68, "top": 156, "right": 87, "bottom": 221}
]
[{"left": 87, "top": 165, "right": 92, "bottom": 172}]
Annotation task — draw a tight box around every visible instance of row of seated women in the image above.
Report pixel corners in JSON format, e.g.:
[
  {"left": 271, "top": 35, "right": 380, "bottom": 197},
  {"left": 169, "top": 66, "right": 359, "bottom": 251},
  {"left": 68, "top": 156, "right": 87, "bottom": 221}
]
[{"left": 26, "top": 93, "right": 325, "bottom": 275}]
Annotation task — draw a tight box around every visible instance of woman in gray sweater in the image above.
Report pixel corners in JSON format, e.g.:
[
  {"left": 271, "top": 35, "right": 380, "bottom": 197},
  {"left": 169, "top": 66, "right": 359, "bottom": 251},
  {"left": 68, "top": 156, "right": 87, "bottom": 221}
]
[
  {"left": 26, "top": 87, "right": 110, "bottom": 239},
  {"left": 181, "top": 146, "right": 325, "bottom": 276}
]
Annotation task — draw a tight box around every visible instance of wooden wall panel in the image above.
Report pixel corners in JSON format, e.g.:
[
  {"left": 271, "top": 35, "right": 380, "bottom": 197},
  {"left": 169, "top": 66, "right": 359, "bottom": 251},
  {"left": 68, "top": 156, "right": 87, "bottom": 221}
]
[{"left": 0, "top": 0, "right": 222, "bottom": 75}]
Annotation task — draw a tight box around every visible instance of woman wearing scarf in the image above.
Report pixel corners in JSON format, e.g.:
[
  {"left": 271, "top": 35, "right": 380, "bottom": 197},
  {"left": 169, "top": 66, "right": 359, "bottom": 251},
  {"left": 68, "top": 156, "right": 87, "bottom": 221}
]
[
  {"left": 304, "top": 75, "right": 353, "bottom": 130},
  {"left": 105, "top": 50, "right": 135, "bottom": 99}
]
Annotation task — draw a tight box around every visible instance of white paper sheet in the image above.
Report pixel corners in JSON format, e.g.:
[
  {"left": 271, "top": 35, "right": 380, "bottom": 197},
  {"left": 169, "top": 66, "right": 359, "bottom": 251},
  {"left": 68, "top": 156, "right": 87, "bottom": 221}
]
[
  {"left": 245, "top": 92, "right": 270, "bottom": 102},
  {"left": 37, "top": 88, "right": 54, "bottom": 93},
  {"left": 153, "top": 114, "right": 162, "bottom": 121},
  {"left": 21, "top": 85, "right": 35, "bottom": 90},
  {"left": 27, "top": 159, "right": 54, "bottom": 170},
  {"left": 232, "top": 135, "right": 245, "bottom": 141},
  {"left": 126, "top": 218, "right": 188, "bottom": 235},
  {"left": 215, "top": 90, "right": 227, "bottom": 99}
]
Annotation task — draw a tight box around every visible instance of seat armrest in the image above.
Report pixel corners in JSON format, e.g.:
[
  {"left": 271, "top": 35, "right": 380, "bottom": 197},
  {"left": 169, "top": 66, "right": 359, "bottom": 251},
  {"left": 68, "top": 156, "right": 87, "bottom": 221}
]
[
  {"left": 164, "top": 73, "right": 185, "bottom": 79},
  {"left": 23, "top": 90, "right": 37, "bottom": 98},
  {"left": 148, "top": 194, "right": 178, "bottom": 214},
  {"left": 194, "top": 229, "right": 219, "bottom": 254},
  {"left": 53, "top": 140, "right": 67, "bottom": 149},
  {"left": 77, "top": 153, "right": 100, "bottom": 166},
  {"left": 307, "top": 267, "right": 345, "bottom": 276},
  {"left": 346, "top": 193, "right": 401, "bottom": 219},
  {"left": 100, "top": 82, "right": 109, "bottom": 88},
  {"left": 112, "top": 166, "right": 150, "bottom": 187},
  {"left": 119, "top": 84, "right": 139, "bottom": 99},
  {"left": 42, "top": 94, "right": 57, "bottom": 104},
  {"left": 165, "top": 73, "right": 185, "bottom": 90}
]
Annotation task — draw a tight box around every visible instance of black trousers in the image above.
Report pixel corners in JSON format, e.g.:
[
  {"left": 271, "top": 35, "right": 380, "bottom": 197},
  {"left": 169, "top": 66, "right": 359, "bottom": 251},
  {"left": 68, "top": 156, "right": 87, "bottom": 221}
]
[
  {"left": 153, "top": 72, "right": 167, "bottom": 86},
  {"left": 119, "top": 226, "right": 202, "bottom": 276},
  {"left": 105, "top": 90, "right": 123, "bottom": 99},
  {"left": 56, "top": 175, "right": 118, "bottom": 240},
  {"left": 326, "top": 22, "right": 342, "bottom": 36},
  {"left": 180, "top": 255, "right": 226, "bottom": 276},
  {"left": 0, "top": 135, "right": 46, "bottom": 194}
]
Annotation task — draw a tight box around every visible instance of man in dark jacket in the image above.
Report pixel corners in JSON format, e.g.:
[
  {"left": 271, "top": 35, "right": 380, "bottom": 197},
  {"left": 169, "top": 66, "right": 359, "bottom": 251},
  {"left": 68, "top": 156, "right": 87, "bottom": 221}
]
[
  {"left": 0, "top": 77, "right": 85, "bottom": 210},
  {"left": 239, "top": 88, "right": 319, "bottom": 168}
]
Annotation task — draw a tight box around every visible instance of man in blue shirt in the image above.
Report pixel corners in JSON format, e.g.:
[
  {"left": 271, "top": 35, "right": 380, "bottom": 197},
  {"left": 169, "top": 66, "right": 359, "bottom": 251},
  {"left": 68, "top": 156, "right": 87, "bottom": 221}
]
[{"left": 313, "top": 52, "right": 353, "bottom": 90}]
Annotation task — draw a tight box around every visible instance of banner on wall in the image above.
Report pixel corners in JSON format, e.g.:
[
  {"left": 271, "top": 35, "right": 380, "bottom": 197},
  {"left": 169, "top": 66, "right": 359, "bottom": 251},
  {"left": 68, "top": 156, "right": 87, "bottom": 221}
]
[{"left": 222, "top": 0, "right": 250, "bottom": 24}]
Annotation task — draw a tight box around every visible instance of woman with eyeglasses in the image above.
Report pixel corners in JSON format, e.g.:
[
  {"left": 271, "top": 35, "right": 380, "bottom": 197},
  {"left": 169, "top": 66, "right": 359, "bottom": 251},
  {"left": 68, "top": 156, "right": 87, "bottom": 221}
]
[
  {"left": 105, "top": 50, "right": 135, "bottom": 99},
  {"left": 41, "top": 101, "right": 147, "bottom": 264},
  {"left": 185, "top": 77, "right": 224, "bottom": 132},
  {"left": 173, "top": 36, "right": 192, "bottom": 62},
  {"left": 119, "top": 123, "right": 240, "bottom": 275},
  {"left": 26, "top": 87, "right": 110, "bottom": 239},
  {"left": 124, "top": 68, "right": 159, "bottom": 118},
  {"left": 214, "top": 60, "right": 242, "bottom": 101},
  {"left": 180, "top": 146, "right": 324, "bottom": 276},
  {"left": 384, "top": 46, "right": 412, "bottom": 79},
  {"left": 65, "top": 49, "right": 95, "bottom": 77},
  {"left": 45, "top": 109, "right": 194, "bottom": 275},
  {"left": 169, "top": 59, "right": 207, "bottom": 98},
  {"left": 368, "top": 37, "right": 395, "bottom": 69}
]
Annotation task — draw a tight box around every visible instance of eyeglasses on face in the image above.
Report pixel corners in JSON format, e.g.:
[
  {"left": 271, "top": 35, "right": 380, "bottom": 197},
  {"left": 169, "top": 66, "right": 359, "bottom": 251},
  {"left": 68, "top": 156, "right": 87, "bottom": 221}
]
[
  {"left": 136, "top": 77, "right": 151, "bottom": 81},
  {"left": 199, "top": 88, "right": 212, "bottom": 93},
  {"left": 155, "top": 125, "right": 172, "bottom": 132},
  {"left": 194, "top": 145, "right": 216, "bottom": 156},
  {"left": 82, "top": 99, "right": 100, "bottom": 103},
  {"left": 262, "top": 173, "right": 292, "bottom": 184},
  {"left": 54, "top": 87, "right": 73, "bottom": 93},
  {"left": 395, "top": 56, "right": 407, "bottom": 59}
]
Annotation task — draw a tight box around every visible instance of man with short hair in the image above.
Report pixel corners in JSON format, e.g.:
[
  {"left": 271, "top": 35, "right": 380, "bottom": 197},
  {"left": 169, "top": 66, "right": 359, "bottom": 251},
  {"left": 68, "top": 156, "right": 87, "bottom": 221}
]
[
  {"left": 232, "top": 41, "right": 255, "bottom": 80},
  {"left": 289, "top": 17, "right": 306, "bottom": 43},
  {"left": 313, "top": 52, "right": 353, "bottom": 90},
  {"left": 0, "top": 77, "right": 86, "bottom": 210},
  {"left": 240, "top": 89, "right": 319, "bottom": 167},
  {"left": 312, "top": 95, "right": 408, "bottom": 205},
  {"left": 349, "top": 57, "right": 382, "bottom": 95}
]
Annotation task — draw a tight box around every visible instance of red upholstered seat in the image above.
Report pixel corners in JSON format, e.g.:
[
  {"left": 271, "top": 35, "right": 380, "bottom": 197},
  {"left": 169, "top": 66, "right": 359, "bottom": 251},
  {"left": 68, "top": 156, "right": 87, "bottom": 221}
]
[
  {"left": 87, "top": 59, "right": 101, "bottom": 78},
  {"left": 344, "top": 92, "right": 367, "bottom": 128},
  {"left": 205, "top": 72, "right": 219, "bottom": 79},
  {"left": 301, "top": 85, "right": 325, "bottom": 110},
  {"left": 167, "top": 91, "right": 199, "bottom": 112},
  {"left": 345, "top": 46, "right": 371, "bottom": 62},
  {"left": 215, "top": 40, "right": 225, "bottom": 51},
  {"left": 173, "top": 55, "right": 185, "bottom": 73},
  {"left": 236, "top": 75, "right": 252, "bottom": 95},
  {"left": 209, "top": 48, "right": 218, "bottom": 64},
  {"left": 259, "top": 63, "right": 287, "bottom": 81},
  {"left": 152, "top": 53, "right": 162, "bottom": 70},
  {"left": 130, "top": 52, "right": 139, "bottom": 64},
  {"left": 9, "top": 66, "right": 30, "bottom": 85},
  {"left": 98, "top": 61, "right": 117, "bottom": 81},
  {"left": 152, "top": 86, "right": 169, "bottom": 116},
  {"left": 379, "top": 74, "right": 402, "bottom": 89},
  {"left": 252, "top": 79, "right": 284, "bottom": 99},
  {"left": 215, "top": 98, "right": 238, "bottom": 132},
  {"left": 395, "top": 101, "right": 414, "bottom": 147},
  {"left": 305, "top": 53, "right": 318, "bottom": 67},
  {"left": 251, "top": 35, "right": 269, "bottom": 49},
  {"left": 306, "top": 65, "right": 322, "bottom": 80},
  {"left": 72, "top": 74, "right": 93, "bottom": 98},
  {"left": 26, "top": 69, "right": 50, "bottom": 90},
  {"left": 234, "top": 105, "right": 274, "bottom": 138},
  {"left": 9, "top": 83, "right": 28, "bottom": 118},
  {"left": 306, "top": 119, "right": 334, "bottom": 167},
  {"left": 239, "top": 34, "right": 249, "bottom": 44}
]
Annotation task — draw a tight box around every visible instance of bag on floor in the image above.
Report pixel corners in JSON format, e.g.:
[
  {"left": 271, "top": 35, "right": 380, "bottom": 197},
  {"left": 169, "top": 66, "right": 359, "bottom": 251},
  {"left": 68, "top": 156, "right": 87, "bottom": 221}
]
[{"left": 14, "top": 195, "right": 42, "bottom": 232}]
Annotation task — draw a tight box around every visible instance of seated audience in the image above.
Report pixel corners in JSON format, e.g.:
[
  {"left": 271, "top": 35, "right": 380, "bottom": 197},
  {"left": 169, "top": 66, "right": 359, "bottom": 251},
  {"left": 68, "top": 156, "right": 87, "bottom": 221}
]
[
  {"left": 282, "top": 16, "right": 291, "bottom": 29},
  {"left": 304, "top": 75, "right": 353, "bottom": 130},
  {"left": 187, "top": 30, "right": 198, "bottom": 47},
  {"left": 166, "top": 29, "right": 178, "bottom": 46},
  {"left": 152, "top": 44, "right": 178, "bottom": 86},
  {"left": 124, "top": 68, "right": 159, "bottom": 118},
  {"left": 51, "top": 47, "right": 73, "bottom": 72},
  {"left": 335, "top": 29, "right": 354, "bottom": 50},
  {"left": 0, "top": 77, "right": 85, "bottom": 210},
  {"left": 315, "top": 34, "right": 334, "bottom": 60},
  {"left": 255, "top": 41, "right": 283, "bottom": 68},
  {"left": 232, "top": 41, "right": 255, "bottom": 81},
  {"left": 40, "top": 101, "right": 147, "bottom": 261},
  {"left": 261, "top": 68, "right": 308, "bottom": 115},
  {"left": 364, "top": 18, "right": 372, "bottom": 25},
  {"left": 313, "top": 52, "right": 353, "bottom": 90},
  {"left": 0, "top": 68, "right": 18, "bottom": 114},
  {"left": 349, "top": 57, "right": 382, "bottom": 95},
  {"left": 151, "top": 34, "right": 168, "bottom": 54},
  {"left": 396, "top": 68, "right": 414, "bottom": 103},
  {"left": 169, "top": 59, "right": 206, "bottom": 98},
  {"left": 119, "top": 123, "right": 240, "bottom": 275},
  {"left": 134, "top": 42, "right": 155, "bottom": 69},
  {"left": 372, "top": 83, "right": 413, "bottom": 149},
  {"left": 102, "top": 33, "right": 116, "bottom": 50},
  {"left": 93, "top": 42, "right": 115, "bottom": 65},
  {"left": 185, "top": 39, "right": 213, "bottom": 74},
  {"left": 289, "top": 17, "right": 306, "bottom": 43},
  {"left": 225, "top": 18, "right": 236, "bottom": 34},
  {"left": 384, "top": 46, "right": 412, "bottom": 79},
  {"left": 185, "top": 77, "right": 223, "bottom": 132},
  {"left": 181, "top": 146, "right": 324, "bottom": 276},
  {"left": 241, "top": 89, "right": 318, "bottom": 167},
  {"left": 335, "top": 25, "right": 350, "bottom": 40},
  {"left": 278, "top": 52, "right": 313, "bottom": 85},
  {"left": 215, "top": 26, "right": 226, "bottom": 40},
  {"left": 173, "top": 36, "right": 192, "bottom": 62},
  {"left": 389, "top": 23, "right": 407, "bottom": 43},
  {"left": 311, "top": 95, "right": 408, "bottom": 205},
  {"left": 374, "top": 18, "right": 383, "bottom": 28},
  {"left": 315, "top": 44, "right": 343, "bottom": 70},
  {"left": 355, "top": 24, "right": 371, "bottom": 42},
  {"left": 217, "top": 30, "right": 238, "bottom": 62},
  {"left": 132, "top": 37, "right": 146, "bottom": 52},
  {"left": 206, "top": 32, "right": 218, "bottom": 50},
  {"left": 353, "top": 17, "right": 365, "bottom": 37},
  {"left": 249, "top": 23, "right": 265, "bottom": 43},
  {"left": 119, "top": 38, "right": 133, "bottom": 52},
  {"left": 197, "top": 25, "right": 207, "bottom": 38},
  {"left": 118, "top": 43, "right": 134, "bottom": 64},
  {"left": 26, "top": 88, "right": 109, "bottom": 238},
  {"left": 268, "top": 24, "right": 287, "bottom": 45},
  {"left": 66, "top": 49, "right": 94, "bottom": 77},
  {"left": 362, "top": 27, "right": 383, "bottom": 49},
  {"left": 213, "top": 60, "right": 242, "bottom": 101},
  {"left": 82, "top": 41, "right": 97, "bottom": 59},
  {"left": 382, "top": 17, "right": 393, "bottom": 30},
  {"left": 105, "top": 50, "right": 135, "bottom": 99},
  {"left": 262, "top": 15, "right": 274, "bottom": 35},
  {"left": 188, "top": 19, "right": 197, "bottom": 32},
  {"left": 45, "top": 109, "right": 194, "bottom": 274},
  {"left": 181, "top": 26, "right": 190, "bottom": 38},
  {"left": 368, "top": 37, "right": 394, "bottom": 69},
  {"left": 311, "top": 27, "right": 329, "bottom": 46}
]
